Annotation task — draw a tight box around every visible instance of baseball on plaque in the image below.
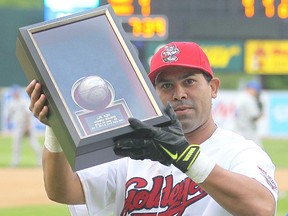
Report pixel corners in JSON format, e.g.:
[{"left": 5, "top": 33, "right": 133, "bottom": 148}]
[{"left": 72, "top": 75, "right": 131, "bottom": 136}]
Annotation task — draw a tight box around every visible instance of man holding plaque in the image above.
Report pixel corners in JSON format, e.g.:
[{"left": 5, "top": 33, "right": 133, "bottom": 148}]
[{"left": 26, "top": 42, "right": 277, "bottom": 215}]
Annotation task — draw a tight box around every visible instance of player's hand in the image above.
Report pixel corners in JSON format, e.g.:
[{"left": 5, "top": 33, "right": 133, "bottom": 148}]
[
  {"left": 26, "top": 80, "right": 49, "bottom": 125},
  {"left": 114, "top": 102, "right": 200, "bottom": 173}
]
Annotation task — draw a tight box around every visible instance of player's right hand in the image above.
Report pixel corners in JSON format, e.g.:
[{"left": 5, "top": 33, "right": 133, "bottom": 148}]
[
  {"left": 26, "top": 80, "right": 49, "bottom": 126},
  {"left": 114, "top": 103, "right": 201, "bottom": 173}
]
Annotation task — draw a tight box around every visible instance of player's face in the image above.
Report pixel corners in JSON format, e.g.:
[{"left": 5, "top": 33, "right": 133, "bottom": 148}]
[{"left": 155, "top": 67, "right": 219, "bottom": 134}]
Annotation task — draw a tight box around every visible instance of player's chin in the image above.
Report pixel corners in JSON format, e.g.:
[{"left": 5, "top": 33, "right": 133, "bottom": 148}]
[
  {"left": 176, "top": 115, "right": 192, "bottom": 127},
  {"left": 176, "top": 113, "right": 195, "bottom": 128}
]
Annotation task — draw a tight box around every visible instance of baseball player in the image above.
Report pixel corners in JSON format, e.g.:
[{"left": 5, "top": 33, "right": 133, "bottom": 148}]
[
  {"left": 234, "top": 80, "right": 264, "bottom": 147},
  {"left": 26, "top": 42, "right": 277, "bottom": 215},
  {"left": 7, "top": 85, "right": 42, "bottom": 167}
]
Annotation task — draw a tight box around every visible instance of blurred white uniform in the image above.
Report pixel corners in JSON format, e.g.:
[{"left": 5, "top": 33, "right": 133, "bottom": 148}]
[
  {"left": 234, "top": 81, "right": 263, "bottom": 147},
  {"left": 7, "top": 89, "right": 42, "bottom": 166}
]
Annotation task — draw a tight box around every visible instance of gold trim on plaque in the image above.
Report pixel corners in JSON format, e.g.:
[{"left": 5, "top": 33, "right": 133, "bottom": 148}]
[{"left": 106, "top": 9, "right": 163, "bottom": 116}]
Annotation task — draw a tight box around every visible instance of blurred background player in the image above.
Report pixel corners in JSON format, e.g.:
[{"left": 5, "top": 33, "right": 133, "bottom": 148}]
[
  {"left": 7, "top": 85, "right": 42, "bottom": 167},
  {"left": 234, "top": 80, "right": 264, "bottom": 148}
]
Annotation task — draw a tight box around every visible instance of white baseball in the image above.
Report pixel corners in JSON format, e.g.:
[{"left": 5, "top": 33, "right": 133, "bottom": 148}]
[{"left": 77, "top": 76, "right": 109, "bottom": 104}]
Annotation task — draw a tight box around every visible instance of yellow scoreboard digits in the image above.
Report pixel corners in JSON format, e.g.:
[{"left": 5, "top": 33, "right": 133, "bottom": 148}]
[
  {"left": 108, "top": 0, "right": 168, "bottom": 40},
  {"left": 242, "top": 0, "right": 288, "bottom": 18},
  {"left": 138, "top": 0, "right": 151, "bottom": 16},
  {"left": 128, "top": 16, "right": 167, "bottom": 39},
  {"left": 278, "top": 0, "right": 288, "bottom": 18}
]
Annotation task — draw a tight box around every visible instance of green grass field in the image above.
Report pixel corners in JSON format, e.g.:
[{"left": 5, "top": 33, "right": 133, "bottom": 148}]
[
  {"left": 262, "top": 138, "right": 288, "bottom": 168},
  {"left": 0, "top": 135, "right": 287, "bottom": 215},
  {"left": 0, "top": 135, "right": 45, "bottom": 167},
  {"left": 0, "top": 205, "right": 70, "bottom": 216}
]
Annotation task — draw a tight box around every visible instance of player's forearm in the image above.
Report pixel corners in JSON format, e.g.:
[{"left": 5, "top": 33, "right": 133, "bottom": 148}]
[
  {"left": 199, "top": 165, "right": 276, "bottom": 216},
  {"left": 42, "top": 148, "right": 85, "bottom": 204},
  {"left": 42, "top": 127, "right": 85, "bottom": 204}
]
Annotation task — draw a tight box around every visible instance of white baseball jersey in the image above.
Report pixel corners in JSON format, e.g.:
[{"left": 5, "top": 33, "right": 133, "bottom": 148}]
[{"left": 69, "top": 127, "right": 278, "bottom": 216}]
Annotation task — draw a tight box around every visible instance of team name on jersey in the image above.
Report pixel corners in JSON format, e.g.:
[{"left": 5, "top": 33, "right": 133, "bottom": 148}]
[{"left": 121, "top": 174, "right": 207, "bottom": 215}]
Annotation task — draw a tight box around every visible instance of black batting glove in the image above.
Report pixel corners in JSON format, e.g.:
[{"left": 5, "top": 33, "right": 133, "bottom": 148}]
[{"left": 114, "top": 102, "right": 200, "bottom": 173}]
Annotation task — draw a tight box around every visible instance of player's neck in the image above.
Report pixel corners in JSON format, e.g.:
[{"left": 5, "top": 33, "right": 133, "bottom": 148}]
[{"left": 184, "top": 119, "right": 217, "bottom": 145}]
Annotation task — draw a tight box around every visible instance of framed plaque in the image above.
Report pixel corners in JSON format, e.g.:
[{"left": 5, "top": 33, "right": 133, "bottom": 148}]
[{"left": 16, "top": 4, "right": 170, "bottom": 171}]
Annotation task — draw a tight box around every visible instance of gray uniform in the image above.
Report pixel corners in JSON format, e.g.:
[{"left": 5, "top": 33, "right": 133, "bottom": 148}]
[{"left": 8, "top": 91, "right": 42, "bottom": 166}]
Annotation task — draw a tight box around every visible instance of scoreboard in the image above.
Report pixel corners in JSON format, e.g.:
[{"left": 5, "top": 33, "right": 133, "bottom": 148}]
[
  {"left": 242, "top": 0, "right": 288, "bottom": 19},
  {"left": 44, "top": 0, "right": 168, "bottom": 41},
  {"left": 44, "top": 0, "right": 288, "bottom": 41},
  {"left": 106, "top": 0, "right": 168, "bottom": 41}
]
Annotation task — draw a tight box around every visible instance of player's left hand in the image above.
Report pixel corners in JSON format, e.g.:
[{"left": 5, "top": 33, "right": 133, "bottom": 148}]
[{"left": 114, "top": 102, "right": 200, "bottom": 173}]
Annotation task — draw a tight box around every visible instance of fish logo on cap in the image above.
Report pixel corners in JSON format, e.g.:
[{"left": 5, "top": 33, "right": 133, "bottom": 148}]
[{"left": 161, "top": 45, "right": 180, "bottom": 63}]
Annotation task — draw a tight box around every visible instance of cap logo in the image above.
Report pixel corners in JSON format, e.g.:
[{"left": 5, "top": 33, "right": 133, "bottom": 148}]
[{"left": 161, "top": 45, "right": 180, "bottom": 63}]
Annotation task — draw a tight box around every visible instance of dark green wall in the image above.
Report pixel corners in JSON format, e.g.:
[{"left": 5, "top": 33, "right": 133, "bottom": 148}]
[{"left": 0, "top": 8, "right": 43, "bottom": 87}]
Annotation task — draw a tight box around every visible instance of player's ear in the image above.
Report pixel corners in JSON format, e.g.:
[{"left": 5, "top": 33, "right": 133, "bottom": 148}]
[{"left": 210, "top": 77, "right": 220, "bottom": 99}]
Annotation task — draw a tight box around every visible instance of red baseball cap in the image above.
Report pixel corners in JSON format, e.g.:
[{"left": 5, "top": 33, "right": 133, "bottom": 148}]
[{"left": 149, "top": 42, "right": 214, "bottom": 84}]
